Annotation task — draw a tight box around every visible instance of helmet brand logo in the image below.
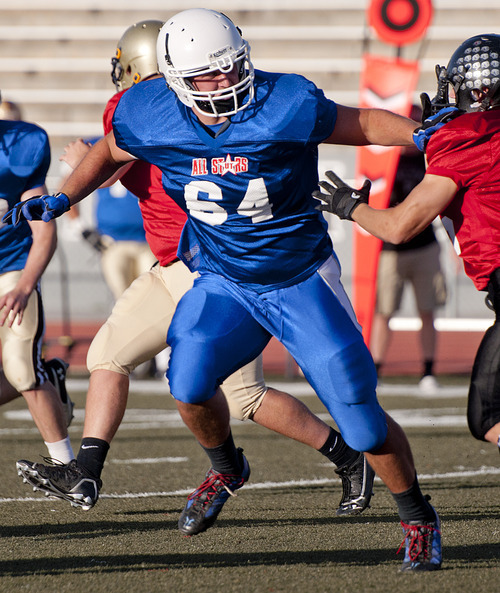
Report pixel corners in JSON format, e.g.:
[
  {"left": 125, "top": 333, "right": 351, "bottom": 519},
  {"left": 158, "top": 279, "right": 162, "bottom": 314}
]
[{"left": 210, "top": 48, "right": 230, "bottom": 59}]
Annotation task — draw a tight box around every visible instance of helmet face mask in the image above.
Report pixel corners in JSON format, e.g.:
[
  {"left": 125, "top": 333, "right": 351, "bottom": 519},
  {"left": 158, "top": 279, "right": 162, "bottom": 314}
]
[
  {"left": 111, "top": 19, "right": 163, "bottom": 92},
  {"left": 440, "top": 34, "right": 500, "bottom": 112},
  {"left": 157, "top": 9, "right": 255, "bottom": 118},
  {"left": 110, "top": 53, "right": 125, "bottom": 90}
]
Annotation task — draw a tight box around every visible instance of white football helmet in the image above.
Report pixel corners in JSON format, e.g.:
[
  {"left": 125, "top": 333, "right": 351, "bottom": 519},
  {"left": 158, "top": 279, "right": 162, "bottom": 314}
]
[
  {"left": 156, "top": 9, "right": 254, "bottom": 118},
  {"left": 111, "top": 20, "right": 163, "bottom": 92}
]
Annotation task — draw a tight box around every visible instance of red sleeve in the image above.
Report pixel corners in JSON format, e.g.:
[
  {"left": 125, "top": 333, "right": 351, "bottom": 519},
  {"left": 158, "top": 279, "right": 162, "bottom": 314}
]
[
  {"left": 425, "top": 110, "right": 500, "bottom": 291},
  {"left": 103, "top": 91, "right": 127, "bottom": 135},
  {"left": 100, "top": 89, "right": 186, "bottom": 266}
]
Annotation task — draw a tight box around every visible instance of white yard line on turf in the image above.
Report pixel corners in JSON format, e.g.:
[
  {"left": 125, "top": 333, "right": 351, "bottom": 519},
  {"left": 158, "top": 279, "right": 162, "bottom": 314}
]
[
  {"left": 1, "top": 466, "right": 499, "bottom": 504},
  {"left": 66, "top": 378, "right": 468, "bottom": 398},
  {"left": 2, "top": 406, "right": 468, "bottom": 433}
]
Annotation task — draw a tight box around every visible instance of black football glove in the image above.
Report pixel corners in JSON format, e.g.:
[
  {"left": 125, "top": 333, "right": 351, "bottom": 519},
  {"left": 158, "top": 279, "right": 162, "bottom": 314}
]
[
  {"left": 313, "top": 171, "right": 371, "bottom": 221},
  {"left": 413, "top": 65, "right": 464, "bottom": 152},
  {"left": 82, "top": 229, "right": 108, "bottom": 253}
]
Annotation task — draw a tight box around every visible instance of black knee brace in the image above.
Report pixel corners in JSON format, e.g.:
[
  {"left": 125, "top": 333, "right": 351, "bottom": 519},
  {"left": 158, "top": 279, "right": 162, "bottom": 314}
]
[{"left": 467, "top": 268, "right": 500, "bottom": 440}]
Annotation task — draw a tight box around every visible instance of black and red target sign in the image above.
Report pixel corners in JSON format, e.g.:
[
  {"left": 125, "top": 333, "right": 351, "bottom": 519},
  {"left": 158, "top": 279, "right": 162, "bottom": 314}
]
[{"left": 368, "top": 0, "right": 433, "bottom": 46}]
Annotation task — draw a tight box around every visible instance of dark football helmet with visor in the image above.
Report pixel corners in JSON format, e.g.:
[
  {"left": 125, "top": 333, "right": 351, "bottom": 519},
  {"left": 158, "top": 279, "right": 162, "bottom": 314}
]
[{"left": 432, "top": 34, "right": 500, "bottom": 114}]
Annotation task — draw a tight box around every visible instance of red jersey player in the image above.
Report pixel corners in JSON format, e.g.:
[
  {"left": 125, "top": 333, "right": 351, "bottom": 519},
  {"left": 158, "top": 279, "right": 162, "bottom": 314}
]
[{"left": 315, "top": 33, "right": 500, "bottom": 453}]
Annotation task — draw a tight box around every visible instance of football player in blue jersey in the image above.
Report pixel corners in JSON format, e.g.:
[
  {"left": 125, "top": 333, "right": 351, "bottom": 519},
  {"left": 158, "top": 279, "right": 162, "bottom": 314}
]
[
  {"left": 5, "top": 9, "right": 445, "bottom": 571},
  {"left": 0, "top": 95, "right": 74, "bottom": 463},
  {"left": 23, "top": 20, "right": 377, "bottom": 521}
]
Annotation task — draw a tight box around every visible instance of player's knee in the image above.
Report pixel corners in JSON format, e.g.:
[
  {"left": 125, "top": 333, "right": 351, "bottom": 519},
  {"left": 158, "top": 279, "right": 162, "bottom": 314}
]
[
  {"left": 346, "top": 410, "right": 388, "bottom": 452},
  {"left": 363, "top": 424, "right": 389, "bottom": 452},
  {"left": 219, "top": 360, "right": 267, "bottom": 421},
  {"left": 329, "top": 342, "right": 377, "bottom": 405},
  {"left": 467, "top": 414, "right": 486, "bottom": 441},
  {"left": 87, "top": 324, "right": 132, "bottom": 375},
  {"left": 87, "top": 352, "right": 130, "bottom": 375},
  {"left": 467, "top": 388, "right": 490, "bottom": 441},
  {"left": 4, "top": 366, "right": 36, "bottom": 392},
  {"left": 169, "top": 378, "right": 218, "bottom": 404},
  {"left": 224, "top": 384, "right": 267, "bottom": 421},
  {"left": 168, "top": 349, "right": 219, "bottom": 404},
  {"left": 14, "top": 380, "right": 37, "bottom": 392},
  {"left": 467, "top": 320, "right": 500, "bottom": 441},
  {"left": 87, "top": 325, "right": 109, "bottom": 371}
]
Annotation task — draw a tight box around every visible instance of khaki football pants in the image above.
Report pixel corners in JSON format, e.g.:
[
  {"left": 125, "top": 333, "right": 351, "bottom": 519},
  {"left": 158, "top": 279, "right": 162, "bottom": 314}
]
[
  {"left": 87, "top": 261, "right": 267, "bottom": 420},
  {"left": 0, "top": 270, "right": 47, "bottom": 391},
  {"left": 100, "top": 239, "right": 157, "bottom": 300}
]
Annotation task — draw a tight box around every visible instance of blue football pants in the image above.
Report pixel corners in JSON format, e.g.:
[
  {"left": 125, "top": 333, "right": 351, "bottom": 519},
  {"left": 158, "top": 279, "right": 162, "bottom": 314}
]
[{"left": 167, "top": 256, "right": 387, "bottom": 452}]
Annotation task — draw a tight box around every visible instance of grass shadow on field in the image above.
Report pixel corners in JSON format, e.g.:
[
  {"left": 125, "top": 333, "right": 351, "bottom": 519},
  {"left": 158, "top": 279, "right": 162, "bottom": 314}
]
[
  {"left": 0, "top": 542, "right": 497, "bottom": 577},
  {"left": 0, "top": 511, "right": 408, "bottom": 541},
  {"left": 0, "top": 549, "right": 413, "bottom": 577},
  {"left": 0, "top": 517, "right": 180, "bottom": 540}
]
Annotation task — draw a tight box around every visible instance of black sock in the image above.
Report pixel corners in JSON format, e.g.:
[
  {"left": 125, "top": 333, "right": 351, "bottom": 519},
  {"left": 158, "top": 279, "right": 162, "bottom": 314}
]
[
  {"left": 391, "top": 474, "right": 435, "bottom": 523},
  {"left": 201, "top": 431, "right": 242, "bottom": 474},
  {"left": 77, "top": 438, "right": 110, "bottom": 479},
  {"left": 422, "top": 359, "right": 434, "bottom": 377},
  {"left": 318, "top": 427, "right": 359, "bottom": 469}
]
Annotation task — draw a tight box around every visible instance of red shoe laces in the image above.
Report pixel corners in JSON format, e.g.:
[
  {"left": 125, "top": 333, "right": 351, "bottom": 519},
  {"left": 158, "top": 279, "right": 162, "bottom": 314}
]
[
  {"left": 397, "top": 521, "right": 441, "bottom": 561},
  {"left": 187, "top": 470, "right": 242, "bottom": 504}
]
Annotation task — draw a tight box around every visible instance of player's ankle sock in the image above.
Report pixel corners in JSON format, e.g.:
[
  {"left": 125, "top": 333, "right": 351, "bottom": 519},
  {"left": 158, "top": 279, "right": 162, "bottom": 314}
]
[
  {"left": 318, "top": 427, "right": 359, "bottom": 468},
  {"left": 77, "top": 437, "right": 110, "bottom": 479},
  {"left": 201, "top": 431, "right": 242, "bottom": 475},
  {"left": 422, "top": 359, "right": 434, "bottom": 377},
  {"left": 45, "top": 436, "right": 74, "bottom": 464},
  {"left": 392, "top": 474, "right": 435, "bottom": 523}
]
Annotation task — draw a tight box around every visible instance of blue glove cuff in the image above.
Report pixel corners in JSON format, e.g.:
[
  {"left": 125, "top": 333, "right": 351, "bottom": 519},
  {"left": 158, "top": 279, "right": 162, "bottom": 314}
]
[
  {"left": 53, "top": 192, "right": 71, "bottom": 212},
  {"left": 412, "top": 106, "right": 460, "bottom": 152},
  {"left": 412, "top": 128, "right": 428, "bottom": 152}
]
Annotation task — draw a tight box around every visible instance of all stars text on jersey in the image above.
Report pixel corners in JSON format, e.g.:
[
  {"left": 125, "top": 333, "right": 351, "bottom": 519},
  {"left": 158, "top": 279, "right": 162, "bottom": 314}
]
[{"left": 191, "top": 155, "right": 249, "bottom": 177}]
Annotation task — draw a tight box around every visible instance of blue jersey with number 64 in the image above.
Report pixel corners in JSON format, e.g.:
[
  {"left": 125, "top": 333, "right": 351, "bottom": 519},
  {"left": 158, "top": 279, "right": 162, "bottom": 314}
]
[{"left": 112, "top": 71, "right": 337, "bottom": 292}]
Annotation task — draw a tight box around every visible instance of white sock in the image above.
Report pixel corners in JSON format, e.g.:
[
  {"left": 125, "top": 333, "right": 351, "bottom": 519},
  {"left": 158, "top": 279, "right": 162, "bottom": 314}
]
[{"left": 44, "top": 437, "right": 75, "bottom": 464}]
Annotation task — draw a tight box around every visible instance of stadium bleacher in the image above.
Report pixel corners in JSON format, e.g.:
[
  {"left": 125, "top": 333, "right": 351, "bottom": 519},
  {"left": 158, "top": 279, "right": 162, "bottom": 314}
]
[
  {"left": 2, "top": 0, "right": 499, "bottom": 180},
  {"left": 0, "top": 1, "right": 495, "bottom": 370}
]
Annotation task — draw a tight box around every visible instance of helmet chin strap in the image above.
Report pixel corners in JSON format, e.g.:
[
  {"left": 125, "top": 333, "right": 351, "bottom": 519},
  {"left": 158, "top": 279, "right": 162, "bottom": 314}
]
[
  {"left": 434, "top": 65, "right": 450, "bottom": 112},
  {"left": 194, "top": 83, "right": 250, "bottom": 118},
  {"left": 480, "top": 80, "right": 500, "bottom": 111},
  {"left": 423, "top": 65, "right": 454, "bottom": 117},
  {"left": 195, "top": 97, "right": 235, "bottom": 117}
]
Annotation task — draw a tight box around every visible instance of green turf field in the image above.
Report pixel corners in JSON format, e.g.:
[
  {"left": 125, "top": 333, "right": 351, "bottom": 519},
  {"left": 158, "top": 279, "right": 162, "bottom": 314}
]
[{"left": 0, "top": 376, "right": 498, "bottom": 592}]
